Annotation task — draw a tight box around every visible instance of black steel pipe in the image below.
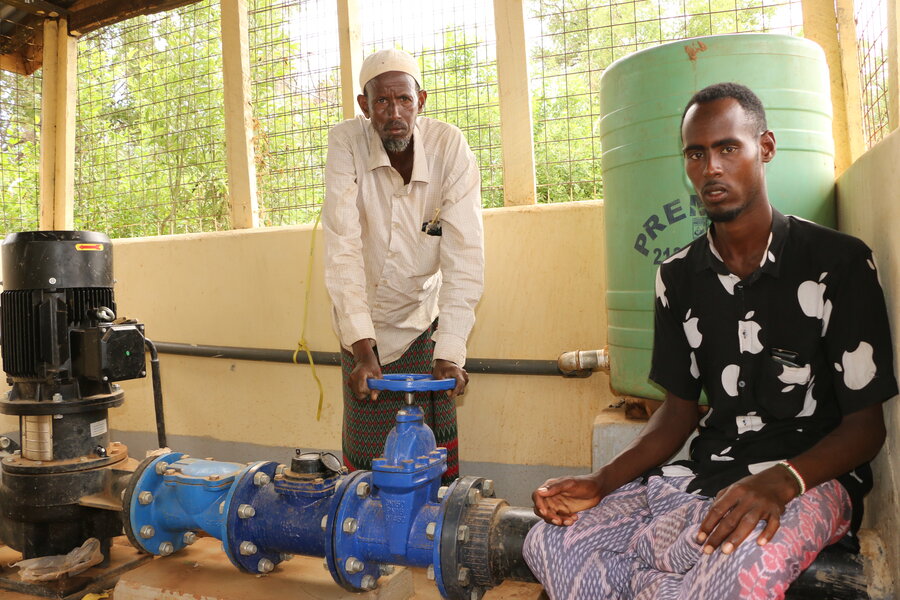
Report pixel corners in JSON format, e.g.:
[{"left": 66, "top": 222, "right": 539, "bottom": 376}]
[
  {"left": 143, "top": 339, "right": 167, "bottom": 448},
  {"left": 153, "top": 342, "right": 564, "bottom": 376}
]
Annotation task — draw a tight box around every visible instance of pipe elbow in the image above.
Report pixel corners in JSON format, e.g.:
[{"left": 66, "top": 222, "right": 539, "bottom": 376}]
[{"left": 557, "top": 348, "right": 609, "bottom": 376}]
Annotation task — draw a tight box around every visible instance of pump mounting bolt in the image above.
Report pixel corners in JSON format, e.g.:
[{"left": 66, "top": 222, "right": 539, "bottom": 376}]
[
  {"left": 345, "top": 557, "right": 364, "bottom": 574},
  {"left": 237, "top": 504, "right": 256, "bottom": 519},
  {"left": 183, "top": 531, "right": 198, "bottom": 545},
  {"left": 280, "top": 553, "right": 293, "bottom": 562},
  {"left": 426, "top": 565, "right": 435, "bottom": 581},
  {"left": 482, "top": 479, "right": 495, "bottom": 497},
  {"left": 158, "top": 542, "right": 174, "bottom": 556},
  {"left": 458, "top": 567, "right": 471, "bottom": 587},
  {"left": 356, "top": 481, "right": 370, "bottom": 498},
  {"left": 380, "top": 564, "right": 395, "bottom": 576},
  {"left": 258, "top": 558, "right": 274, "bottom": 573},
  {"left": 342, "top": 518, "right": 359, "bottom": 534},
  {"left": 240, "top": 541, "right": 258, "bottom": 555},
  {"left": 253, "top": 472, "right": 271, "bottom": 486},
  {"left": 138, "top": 491, "right": 154, "bottom": 505},
  {"left": 320, "top": 515, "right": 328, "bottom": 530},
  {"left": 155, "top": 461, "right": 169, "bottom": 475},
  {"left": 437, "top": 486, "right": 449, "bottom": 500},
  {"left": 425, "top": 522, "right": 437, "bottom": 540},
  {"left": 457, "top": 525, "right": 470, "bottom": 543},
  {"left": 361, "top": 575, "right": 377, "bottom": 590},
  {"left": 139, "top": 525, "right": 155, "bottom": 539},
  {"left": 51, "top": 393, "right": 62, "bottom": 402},
  {"left": 466, "top": 488, "right": 481, "bottom": 506}
]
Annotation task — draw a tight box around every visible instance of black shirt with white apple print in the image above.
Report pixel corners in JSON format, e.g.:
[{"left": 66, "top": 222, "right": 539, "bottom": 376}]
[{"left": 649, "top": 209, "right": 897, "bottom": 537}]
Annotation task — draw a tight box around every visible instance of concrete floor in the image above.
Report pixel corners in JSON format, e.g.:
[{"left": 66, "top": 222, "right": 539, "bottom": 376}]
[{"left": 0, "top": 537, "right": 544, "bottom": 600}]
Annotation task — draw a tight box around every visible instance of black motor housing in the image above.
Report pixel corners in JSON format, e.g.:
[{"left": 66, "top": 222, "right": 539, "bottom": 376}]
[{"left": 0, "top": 231, "right": 144, "bottom": 559}]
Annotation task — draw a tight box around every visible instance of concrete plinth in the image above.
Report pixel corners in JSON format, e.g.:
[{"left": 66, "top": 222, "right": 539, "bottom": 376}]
[
  {"left": 113, "top": 536, "right": 414, "bottom": 600},
  {"left": 592, "top": 406, "right": 692, "bottom": 471}
]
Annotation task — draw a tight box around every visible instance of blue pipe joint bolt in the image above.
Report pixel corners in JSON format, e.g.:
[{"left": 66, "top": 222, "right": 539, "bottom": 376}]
[
  {"left": 124, "top": 451, "right": 250, "bottom": 557},
  {"left": 222, "top": 456, "right": 342, "bottom": 574}
]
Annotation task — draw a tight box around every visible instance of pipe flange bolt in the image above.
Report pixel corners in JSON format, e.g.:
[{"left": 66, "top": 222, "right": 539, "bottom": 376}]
[
  {"left": 356, "top": 481, "right": 370, "bottom": 498},
  {"left": 237, "top": 504, "right": 256, "bottom": 518},
  {"left": 458, "top": 567, "right": 471, "bottom": 587},
  {"left": 155, "top": 461, "right": 169, "bottom": 475},
  {"left": 457, "top": 525, "right": 470, "bottom": 543},
  {"left": 380, "top": 564, "right": 395, "bottom": 576},
  {"left": 345, "top": 557, "right": 364, "bottom": 574},
  {"left": 138, "top": 491, "right": 154, "bottom": 505},
  {"left": 253, "top": 472, "right": 271, "bottom": 486},
  {"left": 258, "top": 558, "right": 274, "bottom": 573},
  {"left": 425, "top": 521, "right": 436, "bottom": 540},
  {"left": 240, "top": 541, "right": 258, "bottom": 556},
  {"left": 342, "top": 517, "right": 359, "bottom": 534},
  {"left": 139, "top": 525, "right": 155, "bottom": 539},
  {"left": 361, "top": 575, "right": 377, "bottom": 590},
  {"left": 183, "top": 531, "right": 198, "bottom": 545},
  {"left": 158, "top": 542, "right": 174, "bottom": 556}
]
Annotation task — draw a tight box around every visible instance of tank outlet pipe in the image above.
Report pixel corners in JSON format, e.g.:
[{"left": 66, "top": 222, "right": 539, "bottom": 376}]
[
  {"left": 557, "top": 347, "right": 609, "bottom": 376},
  {"left": 143, "top": 338, "right": 167, "bottom": 448},
  {"left": 122, "top": 376, "right": 540, "bottom": 599}
]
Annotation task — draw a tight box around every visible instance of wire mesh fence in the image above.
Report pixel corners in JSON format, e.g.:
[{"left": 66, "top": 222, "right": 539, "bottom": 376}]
[
  {"left": 249, "top": 0, "right": 342, "bottom": 226},
  {"left": 359, "top": 1, "right": 504, "bottom": 208},
  {"left": 75, "top": 0, "right": 228, "bottom": 238},
  {"left": 854, "top": 0, "right": 890, "bottom": 148},
  {"left": 3, "top": 0, "right": 893, "bottom": 235},
  {"left": 0, "top": 16, "right": 42, "bottom": 235},
  {"left": 527, "top": 0, "right": 804, "bottom": 203}
]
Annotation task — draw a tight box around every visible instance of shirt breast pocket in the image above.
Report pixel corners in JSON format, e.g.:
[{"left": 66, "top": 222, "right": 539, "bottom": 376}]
[
  {"left": 412, "top": 232, "right": 441, "bottom": 276},
  {"left": 760, "top": 355, "right": 813, "bottom": 420}
]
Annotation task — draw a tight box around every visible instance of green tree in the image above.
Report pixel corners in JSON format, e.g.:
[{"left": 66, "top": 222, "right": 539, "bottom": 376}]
[{"left": 0, "top": 70, "right": 42, "bottom": 234}]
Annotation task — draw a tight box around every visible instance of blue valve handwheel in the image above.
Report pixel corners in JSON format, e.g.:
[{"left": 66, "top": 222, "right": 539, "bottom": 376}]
[{"left": 367, "top": 373, "right": 456, "bottom": 392}]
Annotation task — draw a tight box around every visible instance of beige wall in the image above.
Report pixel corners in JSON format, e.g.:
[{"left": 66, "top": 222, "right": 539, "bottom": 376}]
[
  {"left": 836, "top": 128, "right": 900, "bottom": 580},
  {"left": 0, "top": 201, "right": 613, "bottom": 475}
]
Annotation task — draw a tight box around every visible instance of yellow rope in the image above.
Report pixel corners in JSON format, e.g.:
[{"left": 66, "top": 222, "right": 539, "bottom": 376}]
[{"left": 293, "top": 211, "right": 325, "bottom": 421}]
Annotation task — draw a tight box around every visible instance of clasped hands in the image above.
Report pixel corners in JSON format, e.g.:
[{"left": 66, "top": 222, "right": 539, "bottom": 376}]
[{"left": 532, "top": 465, "right": 801, "bottom": 555}]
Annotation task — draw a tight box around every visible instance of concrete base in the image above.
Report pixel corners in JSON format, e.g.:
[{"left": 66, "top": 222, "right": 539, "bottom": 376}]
[
  {"left": 592, "top": 406, "right": 692, "bottom": 471},
  {"left": 114, "top": 537, "right": 414, "bottom": 600},
  {"left": 112, "top": 537, "right": 544, "bottom": 600}
]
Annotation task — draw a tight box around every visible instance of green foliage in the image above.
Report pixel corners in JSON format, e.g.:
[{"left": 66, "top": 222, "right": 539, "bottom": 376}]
[
  {"left": 74, "top": 0, "right": 229, "bottom": 238},
  {"left": 528, "top": 0, "right": 795, "bottom": 203},
  {"left": 0, "top": 71, "right": 41, "bottom": 234},
  {"left": 418, "top": 29, "right": 504, "bottom": 208}
]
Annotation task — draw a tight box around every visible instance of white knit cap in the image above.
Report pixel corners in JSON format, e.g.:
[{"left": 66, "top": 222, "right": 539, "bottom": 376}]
[{"left": 358, "top": 48, "right": 422, "bottom": 92}]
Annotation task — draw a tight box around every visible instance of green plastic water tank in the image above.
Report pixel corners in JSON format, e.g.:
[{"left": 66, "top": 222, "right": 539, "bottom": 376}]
[{"left": 600, "top": 33, "right": 835, "bottom": 401}]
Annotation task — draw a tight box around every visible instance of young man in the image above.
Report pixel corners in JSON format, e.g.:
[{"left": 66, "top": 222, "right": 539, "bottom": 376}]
[
  {"left": 323, "top": 49, "right": 484, "bottom": 483},
  {"left": 524, "top": 82, "right": 895, "bottom": 599}
]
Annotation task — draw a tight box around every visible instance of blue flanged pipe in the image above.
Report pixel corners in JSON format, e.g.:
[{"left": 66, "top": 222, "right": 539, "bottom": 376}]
[{"left": 123, "top": 375, "right": 539, "bottom": 598}]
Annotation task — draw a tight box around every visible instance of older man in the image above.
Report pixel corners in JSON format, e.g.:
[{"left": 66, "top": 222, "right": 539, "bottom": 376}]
[
  {"left": 524, "top": 82, "right": 896, "bottom": 599},
  {"left": 323, "top": 48, "right": 484, "bottom": 483}
]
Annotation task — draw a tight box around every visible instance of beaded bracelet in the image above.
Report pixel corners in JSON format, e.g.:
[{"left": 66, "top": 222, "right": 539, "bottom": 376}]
[{"left": 777, "top": 460, "right": 807, "bottom": 495}]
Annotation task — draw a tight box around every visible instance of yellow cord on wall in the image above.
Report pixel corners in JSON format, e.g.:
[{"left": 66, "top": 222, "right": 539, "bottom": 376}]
[{"left": 293, "top": 211, "right": 326, "bottom": 421}]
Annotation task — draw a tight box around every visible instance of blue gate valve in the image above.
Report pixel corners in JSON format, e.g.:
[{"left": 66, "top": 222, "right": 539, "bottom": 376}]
[{"left": 121, "top": 374, "right": 535, "bottom": 599}]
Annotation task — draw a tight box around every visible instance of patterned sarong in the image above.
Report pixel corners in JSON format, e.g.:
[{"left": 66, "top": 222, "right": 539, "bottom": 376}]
[
  {"left": 523, "top": 475, "right": 850, "bottom": 600},
  {"left": 341, "top": 321, "right": 459, "bottom": 485}
]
